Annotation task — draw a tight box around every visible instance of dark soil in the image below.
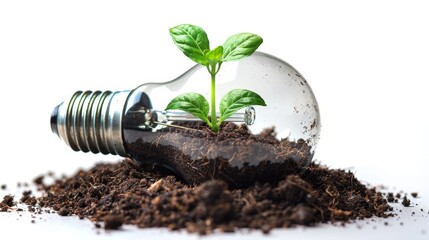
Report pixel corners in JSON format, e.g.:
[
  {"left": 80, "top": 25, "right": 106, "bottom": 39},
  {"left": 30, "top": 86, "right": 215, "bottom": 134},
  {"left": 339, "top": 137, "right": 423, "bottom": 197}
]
[
  {"left": 22, "top": 157, "right": 392, "bottom": 234},
  {"left": 20, "top": 190, "right": 37, "bottom": 206},
  {"left": 104, "top": 215, "right": 124, "bottom": 230},
  {"left": 402, "top": 196, "right": 411, "bottom": 207},
  {"left": 124, "top": 122, "right": 313, "bottom": 188},
  {"left": 4, "top": 123, "right": 399, "bottom": 234},
  {"left": 1, "top": 195, "right": 16, "bottom": 211}
]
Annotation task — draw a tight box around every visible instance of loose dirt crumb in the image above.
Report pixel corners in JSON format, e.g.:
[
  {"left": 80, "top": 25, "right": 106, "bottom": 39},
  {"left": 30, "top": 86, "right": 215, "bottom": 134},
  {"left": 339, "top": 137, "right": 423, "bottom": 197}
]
[
  {"left": 402, "top": 196, "right": 411, "bottom": 207},
  {"left": 0, "top": 195, "right": 15, "bottom": 211},
  {"left": 20, "top": 190, "right": 37, "bottom": 206},
  {"left": 58, "top": 207, "right": 70, "bottom": 216},
  {"left": 104, "top": 215, "right": 124, "bottom": 230},
  {"left": 387, "top": 192, "right": 394, "bottom": 203},
  {"left": 33, "top": 175, "right": 44, "bottom": 185}
]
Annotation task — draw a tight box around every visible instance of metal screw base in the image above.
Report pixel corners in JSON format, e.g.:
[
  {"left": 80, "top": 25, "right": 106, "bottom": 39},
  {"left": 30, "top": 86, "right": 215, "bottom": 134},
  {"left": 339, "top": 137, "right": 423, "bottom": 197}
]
[{"left": 51, "top": 90, "right": 130, "bottom": 156}]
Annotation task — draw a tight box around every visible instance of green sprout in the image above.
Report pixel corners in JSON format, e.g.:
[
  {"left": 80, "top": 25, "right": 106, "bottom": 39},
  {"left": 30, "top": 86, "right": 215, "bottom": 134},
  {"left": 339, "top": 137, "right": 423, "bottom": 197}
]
[{"left": 165, "top": 24, "right": 266, "bottom": 133}]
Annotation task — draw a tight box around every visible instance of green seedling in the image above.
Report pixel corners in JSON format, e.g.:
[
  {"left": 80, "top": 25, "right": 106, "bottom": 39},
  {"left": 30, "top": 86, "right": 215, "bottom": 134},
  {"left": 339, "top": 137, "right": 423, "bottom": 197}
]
[{"left": 166, "top": 24, "right": 266, "bottom": 133}]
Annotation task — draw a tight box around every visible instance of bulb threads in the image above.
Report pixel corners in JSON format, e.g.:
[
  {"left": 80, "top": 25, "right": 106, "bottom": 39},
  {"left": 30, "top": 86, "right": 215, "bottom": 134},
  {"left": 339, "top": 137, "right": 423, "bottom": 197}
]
[{"left": 51, "top": 90, "right": 130, "bottom": 156}]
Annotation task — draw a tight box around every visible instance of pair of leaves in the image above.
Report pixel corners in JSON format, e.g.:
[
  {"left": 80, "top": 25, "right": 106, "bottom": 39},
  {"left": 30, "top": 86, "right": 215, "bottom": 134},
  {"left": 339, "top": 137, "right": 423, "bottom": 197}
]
[
  {"left": 167, "top": 24, "right": 266, "bottom": 132},
  {"left": 170, "top": 24, "right": 263, "bottom": 66},
  {"left": 165, "top": 89, "right": 266, "bottom": 126}
]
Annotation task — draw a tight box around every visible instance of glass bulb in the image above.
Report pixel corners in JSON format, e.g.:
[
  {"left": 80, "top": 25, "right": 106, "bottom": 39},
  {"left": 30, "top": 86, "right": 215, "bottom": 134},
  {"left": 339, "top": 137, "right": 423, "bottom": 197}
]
[{"left": 51, "top": 52, "right": 321, "bottom": 187}]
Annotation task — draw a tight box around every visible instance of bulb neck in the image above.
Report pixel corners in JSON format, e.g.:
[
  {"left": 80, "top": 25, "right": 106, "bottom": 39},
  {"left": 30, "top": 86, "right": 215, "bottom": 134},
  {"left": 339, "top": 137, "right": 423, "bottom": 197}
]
[{"left": 51, "top": 90, "right": 130, "bottom": 156}]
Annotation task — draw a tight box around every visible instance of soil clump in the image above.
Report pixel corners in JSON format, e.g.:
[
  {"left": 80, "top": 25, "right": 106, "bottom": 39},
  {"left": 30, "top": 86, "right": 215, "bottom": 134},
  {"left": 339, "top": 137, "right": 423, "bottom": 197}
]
[{"left": 5, "top": 123, "right": 395, "bottom": 234}]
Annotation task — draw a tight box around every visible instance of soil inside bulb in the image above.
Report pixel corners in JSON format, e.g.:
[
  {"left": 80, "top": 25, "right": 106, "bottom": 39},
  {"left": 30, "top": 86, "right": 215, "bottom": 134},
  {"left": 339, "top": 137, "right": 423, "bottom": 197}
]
[{"left": 124, "top": 122, "right": 313, "bottom": 188}]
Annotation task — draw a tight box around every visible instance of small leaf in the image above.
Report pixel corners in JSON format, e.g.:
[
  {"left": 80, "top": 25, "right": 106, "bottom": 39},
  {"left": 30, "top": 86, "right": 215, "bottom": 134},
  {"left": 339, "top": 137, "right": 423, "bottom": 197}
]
[
  {"left": 219, "top": 89, "right": 266, "bottom": 124},
  {"left": 170, "top": 24, "right": 210, "bottom": 66},
  {"left": 205, "top": 46, "right": 223, "bottom": 62},
  {"left": 165, "top": 93, "right": 210, "bottom": 125},
  {"left": 222, "top": 33, "right": 263, "bottom": 62}
]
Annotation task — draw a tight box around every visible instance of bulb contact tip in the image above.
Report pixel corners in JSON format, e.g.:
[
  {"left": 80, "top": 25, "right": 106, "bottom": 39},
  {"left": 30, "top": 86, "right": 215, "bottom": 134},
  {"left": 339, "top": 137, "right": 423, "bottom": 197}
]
[{"left": 51, "top": 103, "right": 60, "bottom": 136}]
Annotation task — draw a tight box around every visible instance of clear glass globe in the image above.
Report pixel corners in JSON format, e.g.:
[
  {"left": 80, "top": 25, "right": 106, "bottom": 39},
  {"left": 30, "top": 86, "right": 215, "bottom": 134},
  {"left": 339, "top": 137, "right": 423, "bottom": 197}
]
[{"left": 128, "top": 51, "right": 321, "bottom": 151}]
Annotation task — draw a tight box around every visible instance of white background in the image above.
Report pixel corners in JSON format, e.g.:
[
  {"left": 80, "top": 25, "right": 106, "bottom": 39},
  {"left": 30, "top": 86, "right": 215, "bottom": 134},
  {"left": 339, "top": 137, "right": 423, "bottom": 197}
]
[{"left": 0, "top": 0, "right": 428, "bottom": 239}]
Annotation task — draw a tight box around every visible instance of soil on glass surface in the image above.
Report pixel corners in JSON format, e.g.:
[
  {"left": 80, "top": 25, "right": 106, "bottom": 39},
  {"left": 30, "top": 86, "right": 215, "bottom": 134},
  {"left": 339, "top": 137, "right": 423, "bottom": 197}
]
[{"left": 124, "top": 122, "right": 313, "bottom": 188}]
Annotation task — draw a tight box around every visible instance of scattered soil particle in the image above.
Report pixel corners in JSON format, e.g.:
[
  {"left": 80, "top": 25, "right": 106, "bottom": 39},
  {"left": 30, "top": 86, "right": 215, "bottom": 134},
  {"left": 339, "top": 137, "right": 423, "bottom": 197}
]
[
  {"left": 1, "top": 195, "right": 15, "bottom": 211},
  {"left": 1, "top": 184, "right": 6, "bottom": 190},
  {"left": 402, "top": 196, "right": 411, "bottom": 207},
  {"left": 58, "top": 207, "right": 70, "bottom": 216},
  {"left": 103, "top": 215, "right": 124, "bottom": 230},
  {"left": 411, "top": 192, "right": 418, "bottom": 198},
  {"left": 387, "top": 192, "right": 394, "bottom": 203},
  {"left": 33, "top": 175, "right": 44, "bottom": 185},
  {"left": 20, "top": 190, "right": 37, "bottom": 206}
]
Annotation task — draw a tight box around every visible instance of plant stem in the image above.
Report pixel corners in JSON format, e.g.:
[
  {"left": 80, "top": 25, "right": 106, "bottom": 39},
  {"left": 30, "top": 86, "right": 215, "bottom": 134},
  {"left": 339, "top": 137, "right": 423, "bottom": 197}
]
[{"left": 210, "top": 72, "right": 218, "bottom": 132}]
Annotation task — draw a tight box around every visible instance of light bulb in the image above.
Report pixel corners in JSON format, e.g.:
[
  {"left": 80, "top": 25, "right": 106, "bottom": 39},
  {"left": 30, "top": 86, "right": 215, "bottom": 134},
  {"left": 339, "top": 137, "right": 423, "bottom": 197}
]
[{"left": 51, "top": 52, "right": 321, "bottom": 188}]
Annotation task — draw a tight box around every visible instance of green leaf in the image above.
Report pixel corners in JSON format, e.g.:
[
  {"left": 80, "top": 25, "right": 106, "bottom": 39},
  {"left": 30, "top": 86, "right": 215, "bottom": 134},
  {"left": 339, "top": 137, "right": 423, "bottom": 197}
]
[
  {"left": 219, "top": 89, "right": 266, "bottom": 124},
  {"left": 205, "top": 46, "right": 223, "bottom": 62},
  {"left": 169, "top": 24, "right": 210, "bottom": 66},
  {"left": 222, "top": 33, "right": 263, "bottom": 62},
  {"left": 165, "top": 93, "right": 211, "bottom": 125}
]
